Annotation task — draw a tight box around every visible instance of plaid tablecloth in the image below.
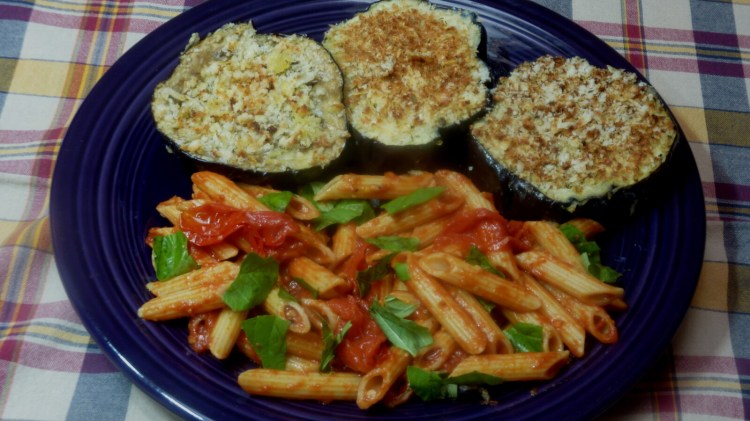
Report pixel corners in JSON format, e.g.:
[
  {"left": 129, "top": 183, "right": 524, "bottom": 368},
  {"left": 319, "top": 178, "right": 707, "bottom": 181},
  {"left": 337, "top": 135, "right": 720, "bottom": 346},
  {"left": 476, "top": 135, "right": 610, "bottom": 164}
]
[{"left": 1, "top": 0, "right": 748, "bottom": 419}]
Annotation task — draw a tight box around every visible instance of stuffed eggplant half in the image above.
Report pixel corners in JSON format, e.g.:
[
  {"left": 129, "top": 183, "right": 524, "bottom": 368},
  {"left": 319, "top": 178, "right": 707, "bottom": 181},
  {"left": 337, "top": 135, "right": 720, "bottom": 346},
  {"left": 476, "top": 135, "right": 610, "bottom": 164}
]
[
  {"left": 151, "top": 23, "right": 350, "bottom": 187},
  {"left": 322, "top": 0, "right": 490, "bottom": 173},
  {"left": 469, "top": 56, "right": 678, "bottom": 224}
]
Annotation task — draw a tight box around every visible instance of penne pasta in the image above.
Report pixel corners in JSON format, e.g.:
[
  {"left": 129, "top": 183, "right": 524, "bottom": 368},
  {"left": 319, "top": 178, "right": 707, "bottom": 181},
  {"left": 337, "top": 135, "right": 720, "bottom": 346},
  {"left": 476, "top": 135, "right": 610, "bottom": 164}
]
[
  {"left": 355, "top": 193, "right": 464, "bottom": 239},
  {"left": 502, "top": 309, "right": 565, "bottom": 353},
  {"left": 405, "top": 254, "right": 487, "bottom": 355},
  {"left": 414, "top": 328, "right": 459, "bottom": 371},
  {"left": 209, "top": 308, "right": 248, "bottom": 359},
  {"left": 565, "top": 218, "right": 606, "bottom": 239},
  {"left": 237, "top": 183, "right": 321, "bottom": 220},
  {"left": 287, "top": 257, "right": 347, "bottom": 299},
  {"left": 447, "top": 286, "right": 514, "bottom": 355},
  {"left": 418, "top": 252, "right": 541, "bottom": 312},
  {"left": 543, "top": 284, "right": 619, "bottom": 344},
  {"left": 516, "top": 250, "right": 625, "bottom": 306},
  {"left": 525, "top": 221, "right": 583, "bottom": 271},
  {"left": 238, "top": 369, "right": 361, "bottom": 401},
  {"left": 434, "top": 170, "right": 495, "bottom": 211},
  {"left": 357, "top": 347, "right": 411, "bottom": 409},
  {"left": 263, "top": 287, "right": 311, "bottom": 334},
  {"left": 314, "top": 172, "right": 434, "bottom": 201},
  {"left": 448, "top": 351, "right": 570, "bottom": 381}
]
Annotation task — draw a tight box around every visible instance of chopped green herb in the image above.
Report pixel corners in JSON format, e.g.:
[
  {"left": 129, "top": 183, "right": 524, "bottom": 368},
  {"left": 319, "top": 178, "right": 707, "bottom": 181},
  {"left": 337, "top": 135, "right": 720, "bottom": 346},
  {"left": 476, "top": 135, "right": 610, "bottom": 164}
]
[
  {"left": 357, "top": 253, "right": 396, "bottom": 297},
  {"left": 222, "top": 253, "right": 278, "bottom": 311},
  {"left": 242, "top": 315, "right": 289, "bottom": 369},
  {"left": 381, "top": 187, "right": 444, "bottom": 214},
  {"left": 384, "top": 295, "right": 418, "bottom": 318},
  {"left": 393, "top": 262, "right": 410, "bottom": 281},
  {"left": 293, "top": 277, "right": 319, "bottom": 299},
  {"left": 258, "top": 191, "right": 294, "bottom": 212},
  {"left": 277, "top": 288, "right": 298, "bottom": 302},
  {"left": 504, "top": 323, "right": 543, "bottom": 353},
  {"left": 299, "top": 182, "right": 333, "bottom": 212},
  {"left": 366, "top": 236, "right": 420, "bottom": 252},
  {"left": 314, "top": 199, "right": 374, "bottom": 230},
  {"left": 407, "top": 366, "right": 457, "bottom": 401},
  {"left": 152, "top": 231, "right": 199, "bottom": 281},
  {"left": 559, "top": 223, "right": 622, "bottom": 283},
  {"left": 475, "top": 296, "right": 496, "bottom": 313},
  {"left": 370, "top": 301, "right": 432, "bottom": 356},
  {"left": 448, "top": 371, "right": 504, "bottom": 386},
  {"left": 466, "top": 245, "right": 504, "bottom": 277},
  {"left": 320, "top": 321, "right": 351, "bottom": 372}
]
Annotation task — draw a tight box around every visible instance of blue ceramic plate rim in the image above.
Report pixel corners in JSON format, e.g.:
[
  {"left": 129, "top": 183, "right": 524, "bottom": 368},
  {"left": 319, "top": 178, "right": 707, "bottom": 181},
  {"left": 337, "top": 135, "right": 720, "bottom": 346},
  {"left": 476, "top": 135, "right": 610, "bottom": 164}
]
[{"left": 50, "top": 0, "right": 706, "bottom": 420}]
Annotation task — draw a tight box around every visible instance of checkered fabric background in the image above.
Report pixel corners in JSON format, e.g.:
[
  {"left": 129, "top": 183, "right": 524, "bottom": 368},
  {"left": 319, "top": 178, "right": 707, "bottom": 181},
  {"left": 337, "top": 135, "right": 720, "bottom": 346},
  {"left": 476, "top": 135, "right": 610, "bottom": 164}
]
[{"left": 1, "top": 0, "right": 748, "bottom": 419}]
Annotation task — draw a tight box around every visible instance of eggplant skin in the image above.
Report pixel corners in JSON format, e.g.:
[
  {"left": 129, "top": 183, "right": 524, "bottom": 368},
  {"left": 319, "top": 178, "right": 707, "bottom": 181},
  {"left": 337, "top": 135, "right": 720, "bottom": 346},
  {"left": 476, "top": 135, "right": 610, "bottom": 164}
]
[
  {"left": 151, "top": 22, "right": 349, "bottom": 186},
  {"left": 469, "top": 56, "right": 679, "bottom": 226},
  {"left": 322, "top": 0, "right": 490, "bottom": 172}
]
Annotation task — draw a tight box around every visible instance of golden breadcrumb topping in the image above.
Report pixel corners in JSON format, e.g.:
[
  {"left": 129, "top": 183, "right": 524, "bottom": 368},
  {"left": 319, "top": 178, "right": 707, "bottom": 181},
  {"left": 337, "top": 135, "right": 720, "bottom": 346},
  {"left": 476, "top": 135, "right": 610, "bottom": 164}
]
[
  {"left": 323, "top": 0, "right": 490, "bottom": 146},
  {"left": 471, "top": 55, "right": 676, "bottom": 205},
  {"left": 152, "top": 23, "right": 348, "bottom": 173}
]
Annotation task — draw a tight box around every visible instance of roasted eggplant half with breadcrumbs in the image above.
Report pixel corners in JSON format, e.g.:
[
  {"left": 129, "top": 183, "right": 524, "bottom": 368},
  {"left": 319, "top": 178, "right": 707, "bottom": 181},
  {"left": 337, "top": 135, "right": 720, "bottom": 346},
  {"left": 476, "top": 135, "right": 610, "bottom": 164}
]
[
  {"left": 322, "top": 0, "right": 490, "bottom": 173},
  {"left": 469, "top": 55, "right": 679, "bottom": 225},
  {"left": 151, "top": 22, "right": 350, "bottom": 187}
]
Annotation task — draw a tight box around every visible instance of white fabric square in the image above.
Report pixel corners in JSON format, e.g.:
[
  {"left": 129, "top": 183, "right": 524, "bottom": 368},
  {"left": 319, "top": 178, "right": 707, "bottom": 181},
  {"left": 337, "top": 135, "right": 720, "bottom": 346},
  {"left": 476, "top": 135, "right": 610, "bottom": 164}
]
[
  {"left": 734, "top": 3, "right": 750, "bottom": 37},
  {"left": 648, "top": 69, "right": 704, "bottom": 109},
  {"left": 19, "top": 22, "right": 78, "bottom": 62},
  {"left": 672, "top": 308, "right": 734, "bottom": 357},
  {"left": 0, "top": 93, "right": 60, "bottom": 130},
  {"left": 3, "top": 364, "right": 79, "bottom": 420},
  {"left": 125, "top": 385, "right": 183, "bottom": 421},
  {"left": 572, "top": 0, "right": 622, "bottom": 23},
  {"left": 0, "top": 173, "right": 32, "bottom": 220},
  {"left": 39, "top": 258, "right": 70, "bottom": 303},
  {"left": 642, "top": 0, "right": 692, "bottom": 30}
]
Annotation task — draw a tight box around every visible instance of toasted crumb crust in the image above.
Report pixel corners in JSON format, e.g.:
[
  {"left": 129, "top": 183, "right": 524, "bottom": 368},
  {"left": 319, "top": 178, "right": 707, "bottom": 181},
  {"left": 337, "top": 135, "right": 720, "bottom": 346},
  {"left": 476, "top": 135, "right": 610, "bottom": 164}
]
[
  {"left": 323, "top": 0, "right": 490, "bottom": 146},
  {"left": 151, "top": 23, "right": 348, "bottom": 173},
  {"left": 471, "top": 56, "right": 676, "bottom": 204}
]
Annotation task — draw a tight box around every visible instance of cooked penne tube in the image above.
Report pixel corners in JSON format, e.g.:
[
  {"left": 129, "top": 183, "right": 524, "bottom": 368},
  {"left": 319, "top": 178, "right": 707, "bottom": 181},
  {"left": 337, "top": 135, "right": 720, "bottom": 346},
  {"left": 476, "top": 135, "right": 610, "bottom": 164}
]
[
  {"left": 237, "top": 183, "right": 321, "bottom": 220},
  {"left": 448, "top": 351, "right": 570, "bottom": 381},
  {"left": 286, "top": 331, "right": 325, "bottom": 361},
  {"left": 525, "top": 221, "right": 583, "bottom": 271},
  {"left": 191, "top": 171, "right": 270, "bottom": 211},
  {"left": 434, "top": 170, "right": 495, "bottom": 211},
  {"left": 331, "top": 223, "right": 358, "bottom": 263},
  {"left": 543, "top": 284, "right": 619, "bottom": 344},
  {"left": 238, "top": 369, "right": 361, "bottom": 401},
  {"left": 565, "top": 218, "right": 605, "bottom": 239},
  {"left": 502, "top": 309, "right": 565, "bottom": 353},
  {"left": 405, "top": 254, "right": 486, "bottom": 355},
  {"left": 138, "top": 283, "right": 230, "bottom": 321},
  {"left": 314, "top": 172, "right": 434, "bottom": 201},
  {"left": 407, "top": 214, "right": 453, "bottom": 248},
  {"left": 285, "top": 355, "right": 320, "bottom": 373},
  {"left": 516, "top": 250, "right": 624, "bottom": 306},
  {"left": 486, "top": 249, "right": 522, "bottom": 281},
  {"left": 357, "top": 347, "right": 411, "bottom": 409},
  {"left": 287, "top": 257, "right": 347, "bottom": 299},
  {"left": 355, "top": 193, "right": 463, "bottom": 239},
  {"left": 209, "top": 308, "right": 248, "bottom": 359},
  {"left": 447, "top": 286, "right": 513, "bottom": 354},
  {"left": 263, "top": 287, "right": 311, "bottom": 334},
  {"left": 418, "top": 252, "right": 541, "bottom": 312},
  {"left": 516, "top": 273, "right": 586, "bottom": 357},
  {"left": 414, "top": 328, "right": 458, "bottom": 371}
]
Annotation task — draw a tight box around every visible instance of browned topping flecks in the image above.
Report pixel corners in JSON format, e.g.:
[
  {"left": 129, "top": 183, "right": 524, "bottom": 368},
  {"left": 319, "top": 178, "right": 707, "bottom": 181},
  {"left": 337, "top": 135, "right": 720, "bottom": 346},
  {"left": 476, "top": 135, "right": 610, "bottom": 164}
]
[
  {"left": 151, "top": 23, "right": 348, "bottom": 173},
  {"left": 471, "top": 55, "right": 676, "bottom": 205},
  {"left": 323, "top": 0, "right": 490, "bottom": 146}
]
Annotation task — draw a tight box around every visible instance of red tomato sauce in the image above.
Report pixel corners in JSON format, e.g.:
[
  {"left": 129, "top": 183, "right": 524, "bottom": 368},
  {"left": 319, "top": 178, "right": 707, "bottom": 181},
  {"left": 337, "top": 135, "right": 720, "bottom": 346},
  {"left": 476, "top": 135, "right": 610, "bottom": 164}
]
[{"left": 327, "top": 295, "right": 387, "bottom": 374}]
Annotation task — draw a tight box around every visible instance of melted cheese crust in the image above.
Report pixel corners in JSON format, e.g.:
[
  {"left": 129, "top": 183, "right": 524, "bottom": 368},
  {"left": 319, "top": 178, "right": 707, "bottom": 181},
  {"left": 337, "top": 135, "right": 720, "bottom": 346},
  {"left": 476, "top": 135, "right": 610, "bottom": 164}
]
[
  {"left": 151, "top": 23, "right": 348, "bottom": 173},
  {"left": 471, "top": 56, "right": 676, "bottom": 205},
  {"left": 323, "top": 0, "right": 490, "bottom": 146}
]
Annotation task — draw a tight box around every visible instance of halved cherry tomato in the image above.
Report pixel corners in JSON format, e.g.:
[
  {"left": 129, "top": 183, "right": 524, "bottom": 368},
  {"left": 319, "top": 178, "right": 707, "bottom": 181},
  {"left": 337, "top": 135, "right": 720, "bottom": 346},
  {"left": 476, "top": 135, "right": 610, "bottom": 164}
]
[{"left": 327, "top": 295, "right": 387, "bottom": 374}]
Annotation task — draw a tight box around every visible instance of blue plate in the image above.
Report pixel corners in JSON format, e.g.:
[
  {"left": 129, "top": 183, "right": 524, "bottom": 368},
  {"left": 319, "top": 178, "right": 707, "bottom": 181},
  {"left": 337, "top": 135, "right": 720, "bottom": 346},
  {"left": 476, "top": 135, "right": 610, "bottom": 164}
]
[{"left": 50, "top": 0, "right": 706, "bottom": 419}]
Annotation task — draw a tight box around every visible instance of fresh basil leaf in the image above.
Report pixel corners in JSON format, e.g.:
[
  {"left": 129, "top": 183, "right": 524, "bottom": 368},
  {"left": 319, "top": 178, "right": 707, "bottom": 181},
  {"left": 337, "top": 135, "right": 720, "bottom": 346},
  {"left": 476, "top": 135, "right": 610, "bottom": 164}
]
[
  {"left": 222, "top": 253, "right": 278, "bottom": 311},
  {"left": 152, "top": 231, "right": 199, "bottom": 281},
  {"left": 277, "top": 288, "right": 298, "bottom": 302},
  {"left": 258, "top": 191, "right": 293, "bottom": 212},
  {"left": 384, "top": 295, "right": 418, "bottom": 318},
  {"left": 370, "top": 301, "right": 432, "bottom": 356},
  {"left": 242, "top": 315, "right": 289, "bottom": 369},
  {"left": 406, "top": 366, "right": 457, "bottom": 401},
  {"left": 299, "top": 182, "right": 333, "bottom": 211},
  {"left": 466, "top": 245, "right": 504, "bottom": 277},
  {"left": 559, "top": 223, "right": 621, "bottom": 283},
  {"left": 366, "top": 236, "right": 419, "bottom": 252},
  {"left": 504, "top": 323, "right": 543, "bottom": 353},
  {"left": 393, "top": 262, "right": 410, "bottom": 281},
  {"left": 381, "top": 187, "right": 444, "bottom": 214},
  {"left": 320, "top": 321, "right": 352, "bottom": 372},
  {"left": 448, "top": 371, "right": 504, "bottom": 386},
  {"left": 293, "top": 277, "right": 319, "bottom": 299},
  {"left": 357, "top": 253, "right": 396, "bottom": 297},
  {"left": 314, "top": 200, "right": 372, "bottom": 230}
]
